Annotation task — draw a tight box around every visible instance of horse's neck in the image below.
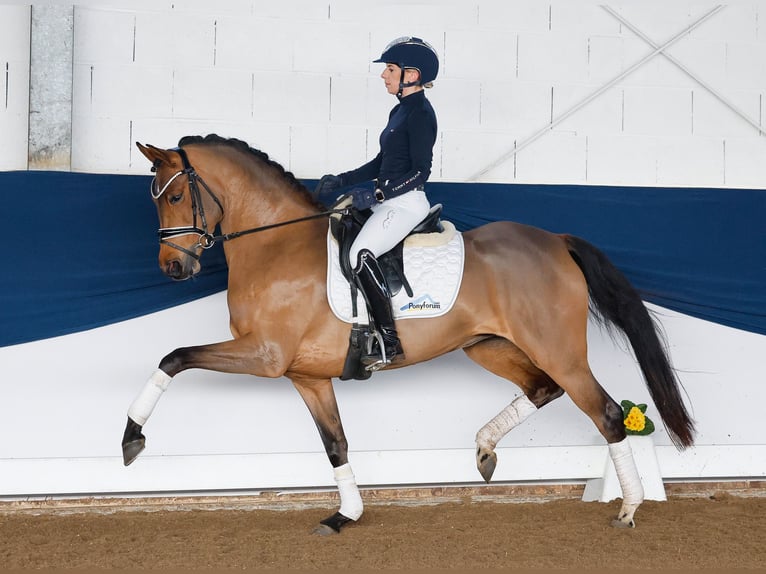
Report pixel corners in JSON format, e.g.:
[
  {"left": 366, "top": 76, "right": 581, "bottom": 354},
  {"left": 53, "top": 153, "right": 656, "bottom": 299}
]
[
  {"left": 220, "top": 174, "right": 312, "bottom": 234},
  {"left": 219, "top": 187, "right": 326, "bottom": 271}
]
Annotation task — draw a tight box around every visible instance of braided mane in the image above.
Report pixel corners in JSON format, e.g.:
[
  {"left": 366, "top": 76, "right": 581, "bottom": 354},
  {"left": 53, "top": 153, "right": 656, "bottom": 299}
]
[{"left": 177, "top": 134, "right": 321, "bottom": 208}]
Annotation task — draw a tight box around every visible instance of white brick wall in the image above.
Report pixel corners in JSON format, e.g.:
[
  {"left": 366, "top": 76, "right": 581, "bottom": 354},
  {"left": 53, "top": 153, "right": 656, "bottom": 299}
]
[
  {"left": 724, "top": 136, "right": 766, "bottom": 187},
  {"left": 554, "top": 85, "right": 622, "bottom": 135},
  {"left": 517, "top": 32, "right": 589, "bottom": 83},
  {"left": 74, "top": 7, "right": 135, "bottom": 65},
  {"left": 622, "top": 86, "right": 692, "bottom": 136},
  {"left": 477, "top": 1, "right": 549, "bottom": 32},
  {"left": 442, "top": 28, "right": 517, "bottom": 81},
  {"left": 586, "top": 135, "right": 659, "bottom": 186},
  {"left": 4, "top": 1, "right": 766, "bottom": 188},
  {"left": 480, "top": 80, "right": 552, "bottom": 135},
  {"left": 725, "top": 40, "right": 766, "bottom": 90},
  {"left": 516, "top": 131, "right": 586, "bottom": 183},
  {"left": 655, "top": 136, "right": 725, "bottom": 187},
  {"left": 692, "top": 89, "right": 762, "bottom": 138},
  {"left": 0, "top": 5, "right": 31, "bottom": 170}
]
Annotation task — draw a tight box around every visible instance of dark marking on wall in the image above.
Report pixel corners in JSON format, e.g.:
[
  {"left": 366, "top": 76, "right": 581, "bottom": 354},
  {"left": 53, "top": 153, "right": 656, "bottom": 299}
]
[{"left": 213, "top": 20, "right": 218, "bottom": 66}]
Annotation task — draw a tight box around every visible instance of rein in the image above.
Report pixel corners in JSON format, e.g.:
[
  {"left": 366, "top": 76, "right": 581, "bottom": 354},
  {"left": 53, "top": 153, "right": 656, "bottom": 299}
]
[
  {"left": 204, "top": 211, "right": 343, "bottom": 246},
  {"left": 154, "top": 147, "right": 344, "bottom": 258}
]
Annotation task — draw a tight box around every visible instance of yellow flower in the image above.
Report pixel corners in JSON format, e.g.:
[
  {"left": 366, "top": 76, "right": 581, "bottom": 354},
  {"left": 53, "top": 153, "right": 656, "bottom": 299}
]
[{"left": 624, "top": 406, "right": 646, "bottom": 432}]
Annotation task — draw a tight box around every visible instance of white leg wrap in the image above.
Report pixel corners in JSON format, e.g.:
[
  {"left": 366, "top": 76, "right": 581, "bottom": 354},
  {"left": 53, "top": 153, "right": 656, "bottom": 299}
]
[
  {"left": 476, "top": 394, "right": 538, "bottom": 449},
  {"left": 127, "top": 369, "right": 172, "bottom": 426},
  {"left": 333, "top": 463, "right": 363, "bottom": 521},
  {"left": 609, "top": 437, "right": 644, "bottom": 506}
]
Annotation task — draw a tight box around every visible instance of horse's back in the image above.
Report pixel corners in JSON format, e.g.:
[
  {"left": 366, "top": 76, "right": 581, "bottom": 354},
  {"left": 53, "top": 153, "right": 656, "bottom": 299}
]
[
  {"left": 454, "top": 220, "right": 590, "bottom": 344},
  {"left": 462, "top": 220, "right": 575, "bottom": 271}
]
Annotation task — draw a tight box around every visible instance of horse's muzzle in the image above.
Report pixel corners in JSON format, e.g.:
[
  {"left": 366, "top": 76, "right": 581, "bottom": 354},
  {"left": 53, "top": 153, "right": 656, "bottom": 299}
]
[{"left": 163, "top": 258, "right": 199, "bottom": 280}]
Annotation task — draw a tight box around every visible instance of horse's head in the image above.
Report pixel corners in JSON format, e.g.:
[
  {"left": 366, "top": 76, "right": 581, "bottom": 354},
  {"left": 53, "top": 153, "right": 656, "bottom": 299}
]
[{"left": 136, "top": 142, "right": 224, "bottom": 281}]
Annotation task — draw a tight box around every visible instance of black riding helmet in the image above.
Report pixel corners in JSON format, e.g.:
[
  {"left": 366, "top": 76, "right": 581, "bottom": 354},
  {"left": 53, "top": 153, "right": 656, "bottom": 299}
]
[{"left": 374, "top": 36, "right": 439, "bottom": 97}]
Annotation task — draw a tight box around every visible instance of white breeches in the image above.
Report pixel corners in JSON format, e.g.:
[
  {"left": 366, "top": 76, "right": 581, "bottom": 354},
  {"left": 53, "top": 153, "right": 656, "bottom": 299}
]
[{"left": 349, "top": 189, "right": 430, "bottom": 266}]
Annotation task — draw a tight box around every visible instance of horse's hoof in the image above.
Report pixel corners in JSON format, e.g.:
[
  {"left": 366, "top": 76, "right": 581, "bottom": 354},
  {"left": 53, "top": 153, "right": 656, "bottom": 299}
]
[
  {"left": 611, "top": 503, "right": 639, "bottom": 528},
  {"left": 121, "top": 417, "right": 146, "bottom": 466},
  {"left": 476, "top": 447, "right": 497, "bottom": 483},
  {"left": 610, "top": 517, "right": 636, "bottom": 529},
  {"left": 122, "top": 438, "right": 145, "bottom": 466},
  {"left": 312, "top": 523, "right": 339, "bottom": 536},
  {"left": 313, "top": 511, "right": 353, "bottom": 535}
]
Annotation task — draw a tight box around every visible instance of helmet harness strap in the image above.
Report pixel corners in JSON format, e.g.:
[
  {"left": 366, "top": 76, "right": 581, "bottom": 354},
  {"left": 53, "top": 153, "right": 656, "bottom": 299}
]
[{"left": 397, "top": 67, "right": 419, "bottom": 99}]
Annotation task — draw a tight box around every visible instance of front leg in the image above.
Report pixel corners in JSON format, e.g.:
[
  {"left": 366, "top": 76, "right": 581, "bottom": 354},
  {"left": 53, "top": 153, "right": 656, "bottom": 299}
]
[
  {"left": 122, "top": 368, "right": 171, "bottom": 466},
  {"left": 291, "top": 376, "right": 363, "bottom": 535},
  {"left": 121, "top": 338, "right": 289, "bottom": 466}
]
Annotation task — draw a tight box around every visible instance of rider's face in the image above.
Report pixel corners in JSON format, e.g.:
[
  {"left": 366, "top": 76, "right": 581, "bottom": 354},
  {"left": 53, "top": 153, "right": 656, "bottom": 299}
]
[
  {"left": 381, "top": 64, "right": 402, "bottom": 95},
  {"left": 381, "top": 64, "right": 420, "bottom": 96}
]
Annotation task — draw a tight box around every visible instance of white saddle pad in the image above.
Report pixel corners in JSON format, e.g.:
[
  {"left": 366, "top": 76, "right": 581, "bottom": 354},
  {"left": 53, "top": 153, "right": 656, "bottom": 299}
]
[{"left": 327, "top": 221, "right": 465, "bottom": 323}]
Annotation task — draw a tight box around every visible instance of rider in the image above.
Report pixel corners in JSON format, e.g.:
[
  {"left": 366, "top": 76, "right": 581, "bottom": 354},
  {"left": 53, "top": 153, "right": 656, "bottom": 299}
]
[{"left": 315, "top": 36, "right": 439, "bottom": 370}]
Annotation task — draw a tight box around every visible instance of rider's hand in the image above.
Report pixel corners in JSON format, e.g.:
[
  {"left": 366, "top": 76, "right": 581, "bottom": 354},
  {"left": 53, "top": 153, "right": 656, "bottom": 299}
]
[{"left": 314, "top": 174, "right": 343, "bottom": 197}]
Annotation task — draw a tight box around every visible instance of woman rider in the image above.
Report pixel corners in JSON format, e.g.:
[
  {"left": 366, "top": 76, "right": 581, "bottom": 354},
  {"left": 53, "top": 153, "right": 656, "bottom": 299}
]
[{"left": 315, "top": 36, "right": 439, "bottom": 370}]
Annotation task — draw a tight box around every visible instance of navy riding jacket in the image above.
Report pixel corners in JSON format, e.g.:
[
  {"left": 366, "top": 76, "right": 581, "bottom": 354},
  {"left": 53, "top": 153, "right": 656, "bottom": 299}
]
[{"left": 339, "top": 90, "right": 437, "bottom": 198}]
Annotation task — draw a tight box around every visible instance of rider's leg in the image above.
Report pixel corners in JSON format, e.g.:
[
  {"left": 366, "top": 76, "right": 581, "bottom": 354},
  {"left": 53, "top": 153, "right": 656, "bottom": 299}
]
[
  {"left": 348, "top": 188, "right": 431, "bottom": 265},
  {"left": 353, "top": 249, "right": 402, "bottom": 368},
  {"left": 349, "top": 189, "right": 429, "bottom": 369}
]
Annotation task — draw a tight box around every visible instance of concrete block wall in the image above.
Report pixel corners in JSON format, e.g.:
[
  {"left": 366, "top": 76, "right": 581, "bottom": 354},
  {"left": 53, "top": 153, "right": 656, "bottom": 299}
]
[
  {"left": 0, "top": 6, "right": 31, "bottom": 171},
  {"left": 4, "top": 1, "right": 766, "bottom": 188}
]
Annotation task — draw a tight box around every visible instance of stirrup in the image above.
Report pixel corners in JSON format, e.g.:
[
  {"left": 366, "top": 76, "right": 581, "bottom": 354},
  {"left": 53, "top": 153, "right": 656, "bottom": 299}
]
[
  {"left": 362, "top": 330, "right": 402, "bottom": 371},
  {"left": 364, "top": 357, "right": 387, "bottom": 372}
]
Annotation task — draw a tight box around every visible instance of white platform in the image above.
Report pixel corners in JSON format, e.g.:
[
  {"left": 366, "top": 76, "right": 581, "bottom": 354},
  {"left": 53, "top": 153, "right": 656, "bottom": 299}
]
[{"left": 582, "top": 435, "right": 667, "bottom": 503}]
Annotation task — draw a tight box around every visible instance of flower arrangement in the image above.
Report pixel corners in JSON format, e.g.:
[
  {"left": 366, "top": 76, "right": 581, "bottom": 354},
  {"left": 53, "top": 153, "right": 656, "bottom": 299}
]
[{"left": 621, "top": 400, "right": 655, "bottom": 435}]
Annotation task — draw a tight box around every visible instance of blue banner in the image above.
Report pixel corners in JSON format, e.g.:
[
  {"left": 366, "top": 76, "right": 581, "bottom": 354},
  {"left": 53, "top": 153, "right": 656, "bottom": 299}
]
[
  {"left": 1, "top": 171, "right": 227, "bottom": 347},
  {"left": 1, "top": 171, "right": 763, "bottom": 347},
  {"left": 428, "top": 182, "right": 765, "bottom": 336}
]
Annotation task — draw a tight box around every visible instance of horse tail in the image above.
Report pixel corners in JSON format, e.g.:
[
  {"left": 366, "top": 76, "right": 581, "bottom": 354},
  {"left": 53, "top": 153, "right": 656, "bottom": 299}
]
[{"left": 564, "top": 234, "right": 695, "bottom": 449}]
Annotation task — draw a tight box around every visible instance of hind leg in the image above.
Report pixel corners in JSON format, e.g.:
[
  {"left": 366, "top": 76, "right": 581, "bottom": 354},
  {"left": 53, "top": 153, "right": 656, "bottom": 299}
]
[
  {"left": 467, "top": 337, "right": 643, "bottom": 527},
  {"left": 547, "top": 364, "right": 643, "bottom": 528},
  {"left": 464, "top": 337, "right": 564, "bottom": 482},
  {"left": 567, "top": 374, "right": 643, "bottom": 528}
]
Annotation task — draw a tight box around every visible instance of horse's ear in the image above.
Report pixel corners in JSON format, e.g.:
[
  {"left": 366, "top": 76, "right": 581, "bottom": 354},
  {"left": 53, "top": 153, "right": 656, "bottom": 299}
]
[{"left": 136, "top": 142, "right": 171, "bottom": 169}]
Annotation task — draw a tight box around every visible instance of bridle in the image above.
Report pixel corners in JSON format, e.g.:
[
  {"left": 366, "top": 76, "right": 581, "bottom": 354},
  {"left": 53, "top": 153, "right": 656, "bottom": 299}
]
[
  {"left": 151, "top": 147, "right": 343, "bottom": 260},
  {"left": 151, "top": 147, "right": 223, "bottom": 260}
]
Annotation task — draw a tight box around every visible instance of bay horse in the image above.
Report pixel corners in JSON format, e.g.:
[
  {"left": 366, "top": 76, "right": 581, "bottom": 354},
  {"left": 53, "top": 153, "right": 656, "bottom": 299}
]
[{"left": 122, "top": 134, "right": 694, "bottom": 533}]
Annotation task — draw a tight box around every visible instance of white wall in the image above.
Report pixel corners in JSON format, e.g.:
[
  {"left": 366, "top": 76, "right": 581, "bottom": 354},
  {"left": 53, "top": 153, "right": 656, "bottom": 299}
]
[
  {"left": 0, "top": 5, "right": 30, "bottom": 170},
  {"left": 1, "top": 293, "right": 764, "bottom": 497},
  {"left": 3, "top": 1, "right": 760, "bottom": 186}
]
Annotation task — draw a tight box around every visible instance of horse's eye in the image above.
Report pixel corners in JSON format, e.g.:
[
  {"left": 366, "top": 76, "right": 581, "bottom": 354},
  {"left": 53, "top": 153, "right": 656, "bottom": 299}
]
[{"left": 169, "top": 192, "right": 183, "bottom": 205}]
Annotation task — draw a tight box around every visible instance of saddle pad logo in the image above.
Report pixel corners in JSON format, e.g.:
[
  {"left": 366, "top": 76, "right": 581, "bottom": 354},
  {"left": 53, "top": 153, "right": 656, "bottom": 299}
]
[
  {"left": 326, "top": 228, "right": 465, "bottom": 323},
  {"left": 400, "top": 294, "right": 441, "bottom": 313}
]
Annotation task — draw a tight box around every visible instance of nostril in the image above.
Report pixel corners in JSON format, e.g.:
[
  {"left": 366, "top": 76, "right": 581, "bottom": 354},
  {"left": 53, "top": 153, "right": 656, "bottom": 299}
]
[{"left": 165, "top": 260, "right": 182, "bottom": 278}]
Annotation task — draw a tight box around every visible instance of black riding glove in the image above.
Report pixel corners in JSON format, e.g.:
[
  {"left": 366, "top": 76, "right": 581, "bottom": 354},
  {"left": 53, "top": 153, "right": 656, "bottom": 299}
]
[
  {"left": 314, "top": 174, "right": 343, "bottom": 197},
  {"left": 350, "top": 187, "right": 379, "bottom": 211}
]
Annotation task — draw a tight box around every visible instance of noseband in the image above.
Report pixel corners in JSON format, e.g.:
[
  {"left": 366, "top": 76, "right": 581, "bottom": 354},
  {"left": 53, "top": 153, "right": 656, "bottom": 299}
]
[{"left": 151, "top": 147, "right": 344, "bottom": 260}]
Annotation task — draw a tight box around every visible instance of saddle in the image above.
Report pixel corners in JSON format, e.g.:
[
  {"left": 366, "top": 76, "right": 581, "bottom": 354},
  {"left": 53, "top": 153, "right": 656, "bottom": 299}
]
[
  {"left": 329, "top": 194, "right": 444, "bottom": 297},
  {"left": 329, "top": 193, "right": 444, "bottom": 381}
]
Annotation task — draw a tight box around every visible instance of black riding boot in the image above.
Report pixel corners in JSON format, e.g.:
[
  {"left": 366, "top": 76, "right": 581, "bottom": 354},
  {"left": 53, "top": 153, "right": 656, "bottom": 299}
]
[{"left": 353, "top": 250, "right": 404, "bottom": 370}]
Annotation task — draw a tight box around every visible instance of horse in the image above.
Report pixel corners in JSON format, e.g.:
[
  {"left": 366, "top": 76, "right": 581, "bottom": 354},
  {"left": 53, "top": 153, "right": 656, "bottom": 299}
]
[{"left": 122, "top": 134, "right": 695, "bottom": 534}]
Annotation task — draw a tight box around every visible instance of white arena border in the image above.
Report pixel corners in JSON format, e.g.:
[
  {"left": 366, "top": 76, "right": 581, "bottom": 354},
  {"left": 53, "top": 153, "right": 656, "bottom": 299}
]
[{"left": 1, "top": 291, "right": 764, "bottom": 500}]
